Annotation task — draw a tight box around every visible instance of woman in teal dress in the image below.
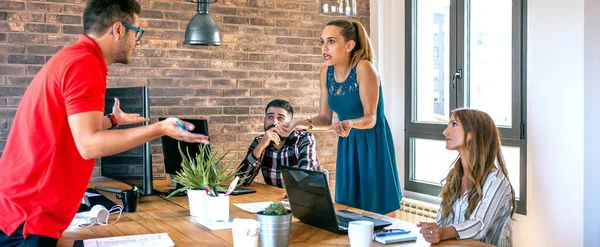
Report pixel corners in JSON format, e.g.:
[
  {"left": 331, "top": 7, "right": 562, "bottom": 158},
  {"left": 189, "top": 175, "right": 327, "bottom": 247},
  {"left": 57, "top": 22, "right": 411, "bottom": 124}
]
[{"left": 278, "top": 20, "right": 402, "bottom": 214}]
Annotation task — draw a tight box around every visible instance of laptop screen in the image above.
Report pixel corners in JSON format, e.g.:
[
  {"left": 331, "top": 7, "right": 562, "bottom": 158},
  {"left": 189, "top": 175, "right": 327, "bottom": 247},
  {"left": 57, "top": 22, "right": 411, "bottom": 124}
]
[{"left": 281, "top": 166, "right": 341, "bottom": 233}]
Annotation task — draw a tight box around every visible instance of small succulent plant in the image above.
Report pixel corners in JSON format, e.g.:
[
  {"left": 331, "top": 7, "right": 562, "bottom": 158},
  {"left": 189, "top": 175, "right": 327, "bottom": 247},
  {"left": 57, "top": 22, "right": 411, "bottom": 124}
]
[{"left": 261, "top": 203, "right": 289, "bottom": 215}]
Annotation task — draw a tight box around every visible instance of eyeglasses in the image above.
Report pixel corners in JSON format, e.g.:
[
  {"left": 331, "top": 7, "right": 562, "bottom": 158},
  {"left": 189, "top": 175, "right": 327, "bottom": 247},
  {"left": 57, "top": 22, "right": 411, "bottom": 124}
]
[
  {"left": 378, "top": 228, "right": 410, "bottom": 234},
  {"left": 374, "top": 228, "right": 411, "bottom": 237},
  {"left": 110, "top": 22, "right": 144, "bottom": 42},
  {"left": 122, "top": 23, "right": 144, "bottom": 42}
]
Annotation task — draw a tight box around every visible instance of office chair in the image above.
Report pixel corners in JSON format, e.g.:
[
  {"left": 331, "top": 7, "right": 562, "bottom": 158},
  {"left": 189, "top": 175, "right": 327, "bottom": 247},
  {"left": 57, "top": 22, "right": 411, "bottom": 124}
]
[{"left": 321, "top": 168, "right": 330, "bottom": 184}]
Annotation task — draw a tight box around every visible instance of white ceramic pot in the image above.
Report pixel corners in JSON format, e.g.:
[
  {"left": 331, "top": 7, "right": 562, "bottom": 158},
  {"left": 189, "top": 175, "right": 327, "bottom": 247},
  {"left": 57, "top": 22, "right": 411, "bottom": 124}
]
[
  {"left": 187, "top": 189, "right": 208, "bottom": 220},
  {"left": 205, "top": 194, "right": 229, "bottom": 222},
  {"left": 187, "top": 189, "right": 230, "bottom": 222}
]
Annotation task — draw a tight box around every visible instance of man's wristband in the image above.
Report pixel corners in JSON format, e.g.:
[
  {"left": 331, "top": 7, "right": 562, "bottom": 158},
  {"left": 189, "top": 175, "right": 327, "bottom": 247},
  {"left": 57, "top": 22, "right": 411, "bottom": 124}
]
[{"left": 108, "top": 113, "right": 118, "bottom": 129}]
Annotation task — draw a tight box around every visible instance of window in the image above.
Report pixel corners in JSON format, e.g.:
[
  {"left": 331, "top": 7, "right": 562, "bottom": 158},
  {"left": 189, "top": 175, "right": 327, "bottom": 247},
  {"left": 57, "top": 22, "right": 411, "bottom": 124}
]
[
  {"left": 433, "top": 47, "right": 439, "bottom": 57},
  {"left": 475, "top": 32, "right": 485, "bottom": 45},
  {"left": 405, "top": 0, "right": 527, "bottom": 214}
]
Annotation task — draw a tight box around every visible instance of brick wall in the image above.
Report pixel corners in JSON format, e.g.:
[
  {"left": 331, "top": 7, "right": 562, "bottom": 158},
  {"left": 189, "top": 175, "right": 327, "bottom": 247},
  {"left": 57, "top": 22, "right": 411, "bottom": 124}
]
[{"left": 0, "top": 0, "right": 370, "bottom": 193}]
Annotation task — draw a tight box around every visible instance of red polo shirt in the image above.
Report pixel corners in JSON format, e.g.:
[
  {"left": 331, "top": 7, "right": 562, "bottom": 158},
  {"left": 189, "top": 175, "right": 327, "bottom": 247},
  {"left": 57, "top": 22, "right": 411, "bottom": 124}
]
[{"left": 0, "top": 35, "right": 107, "bottom": 239}]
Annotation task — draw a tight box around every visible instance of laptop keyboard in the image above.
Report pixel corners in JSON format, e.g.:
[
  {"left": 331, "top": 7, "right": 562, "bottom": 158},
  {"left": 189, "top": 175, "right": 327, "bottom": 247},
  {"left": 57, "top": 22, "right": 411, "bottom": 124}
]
[{"left": 336, "top": 215, "right": 354, "bottom": 229}]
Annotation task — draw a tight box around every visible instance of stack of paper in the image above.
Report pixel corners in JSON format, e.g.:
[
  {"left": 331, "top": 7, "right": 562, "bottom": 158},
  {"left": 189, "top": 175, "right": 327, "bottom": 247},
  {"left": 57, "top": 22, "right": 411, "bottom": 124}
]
[
  {"left": 233, "top": 201, "right": 274, "bottom": 213},
  {"left": 82, "top": 233, "right": 174, "bottom": 247},
  {"left": 195, "top": 217, "right": 235, "bottom": 230},
  {"left": 373, "top": 233, "right": 417, "bottom": 244}
]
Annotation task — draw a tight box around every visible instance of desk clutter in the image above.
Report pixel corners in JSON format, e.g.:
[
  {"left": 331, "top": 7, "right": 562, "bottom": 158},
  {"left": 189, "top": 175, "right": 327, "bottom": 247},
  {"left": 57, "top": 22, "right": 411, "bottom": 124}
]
[
  {"left": 72, "top": 189, "right": 124, "bottom": 228},
  {"left": 63, "top": 181, "right": 455, "bottom": 247},
  {"left": 77, "top": 189, "right": 117, "bottom": 214}
]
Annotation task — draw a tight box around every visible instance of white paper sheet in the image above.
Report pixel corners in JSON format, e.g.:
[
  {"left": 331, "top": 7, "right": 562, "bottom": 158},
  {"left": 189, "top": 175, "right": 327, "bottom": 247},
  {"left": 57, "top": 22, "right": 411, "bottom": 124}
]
[
  {"left": 82, "top": 233, "right": 174, "bottom": 247},
  {"left": 233, "top": 201, "right": 274, "bottom": 213},
  {"left": 195, "top": 216, "right": 235, "bottom": 230}
]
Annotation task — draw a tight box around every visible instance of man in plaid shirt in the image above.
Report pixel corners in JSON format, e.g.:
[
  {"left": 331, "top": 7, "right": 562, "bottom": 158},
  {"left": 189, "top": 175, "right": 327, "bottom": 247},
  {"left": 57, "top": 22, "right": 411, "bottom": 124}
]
[{"left": 238, "top": 99, "right": 320, "bottom": 188}]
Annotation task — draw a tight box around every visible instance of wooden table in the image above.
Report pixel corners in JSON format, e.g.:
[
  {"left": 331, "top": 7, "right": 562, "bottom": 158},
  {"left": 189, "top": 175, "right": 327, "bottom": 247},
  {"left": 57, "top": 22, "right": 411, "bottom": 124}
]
[{"left": 58, "top": 180, "right": 493, "bottom": 247}]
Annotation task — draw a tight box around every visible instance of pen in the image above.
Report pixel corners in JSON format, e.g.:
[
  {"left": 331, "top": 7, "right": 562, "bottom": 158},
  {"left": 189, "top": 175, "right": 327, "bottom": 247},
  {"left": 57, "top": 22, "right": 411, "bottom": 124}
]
[
  {"left": 82, "top": 195, "right": 90, "bottom": 207},
  {"left": 212, "top": 186, "right": 220, "bottom": 197},
  {"left": 375, "top": 231, "right": 410, "bottom": 238},
  {"left": 205, "top": 188, "right": 212, "bottom": 197},
  {"left": 175, "top": 119, "right": 189, "bottom": 132},
  {"left": 225, "top": 176, "right": 240, "bottom": 196}
]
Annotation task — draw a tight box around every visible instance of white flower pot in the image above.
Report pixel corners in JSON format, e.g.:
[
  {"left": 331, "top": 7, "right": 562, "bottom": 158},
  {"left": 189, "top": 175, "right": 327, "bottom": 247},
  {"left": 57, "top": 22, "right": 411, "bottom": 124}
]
[
  {"left": 187, "top": 189, "right": 230, "bottom": 222},
  {"left": 187, "top": 189, "right": 208, "bottom": 220}
]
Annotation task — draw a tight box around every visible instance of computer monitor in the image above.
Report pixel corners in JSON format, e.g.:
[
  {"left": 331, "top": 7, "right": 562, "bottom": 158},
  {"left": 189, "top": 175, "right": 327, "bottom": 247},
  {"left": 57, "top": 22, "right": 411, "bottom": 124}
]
[
  {"left": 100, "top": 86, "right": 153, "bottom": 196},
  {"left": 159, "top": 118, "right": 209, "bottom": 195}
]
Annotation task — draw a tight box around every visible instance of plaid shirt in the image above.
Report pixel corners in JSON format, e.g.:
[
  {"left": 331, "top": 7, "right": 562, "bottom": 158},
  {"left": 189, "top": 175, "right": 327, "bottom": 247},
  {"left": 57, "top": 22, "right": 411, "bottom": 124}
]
[{"left": 238, "top": 129, "right": 320, "bottom": 188}]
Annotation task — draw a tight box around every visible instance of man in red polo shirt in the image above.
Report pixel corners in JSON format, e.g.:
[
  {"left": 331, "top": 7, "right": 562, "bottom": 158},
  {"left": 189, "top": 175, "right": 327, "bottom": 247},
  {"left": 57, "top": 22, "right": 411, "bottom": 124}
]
[{"left": 0, "top": 1, "right": 209, "bottom": 246}]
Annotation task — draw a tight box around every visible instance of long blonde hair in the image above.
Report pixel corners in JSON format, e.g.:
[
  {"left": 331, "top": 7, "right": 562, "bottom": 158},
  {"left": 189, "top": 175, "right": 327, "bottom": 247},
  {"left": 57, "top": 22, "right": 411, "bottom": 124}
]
[
  {"left": 439, "top": 109, "right": 517, "bottom": 222},
  {"left": 325, "top": 20, "right": 373, "bottom": 67}
]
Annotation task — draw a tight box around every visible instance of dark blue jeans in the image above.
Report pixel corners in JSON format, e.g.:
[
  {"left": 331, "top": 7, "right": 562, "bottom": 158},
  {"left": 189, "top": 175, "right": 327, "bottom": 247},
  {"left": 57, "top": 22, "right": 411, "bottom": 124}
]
[{"left": 0, "top": 225, "right": 58, "bottom": 247}]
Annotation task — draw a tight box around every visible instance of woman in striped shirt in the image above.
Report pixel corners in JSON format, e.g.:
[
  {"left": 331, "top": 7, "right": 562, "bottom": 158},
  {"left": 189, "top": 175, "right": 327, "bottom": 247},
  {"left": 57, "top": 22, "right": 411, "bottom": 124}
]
[{"left": 417, "top": 109, "right": 517, "bottom": 245}]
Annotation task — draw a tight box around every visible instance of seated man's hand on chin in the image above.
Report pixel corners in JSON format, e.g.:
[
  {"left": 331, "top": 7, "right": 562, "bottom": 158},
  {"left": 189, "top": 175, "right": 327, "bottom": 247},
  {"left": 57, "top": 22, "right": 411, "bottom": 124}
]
[{"left": 260, "top": 127, "right": 281, "bottom": 146}]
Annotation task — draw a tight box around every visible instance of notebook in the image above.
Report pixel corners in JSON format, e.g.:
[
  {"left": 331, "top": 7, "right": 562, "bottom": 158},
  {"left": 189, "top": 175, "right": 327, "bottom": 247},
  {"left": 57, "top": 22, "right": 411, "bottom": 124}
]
[
  {"left": 281, "top": 166, "right": 392, "bottom": 234},
  {"left": 373, "top": 233, "right": 418, "bottom": 244}
]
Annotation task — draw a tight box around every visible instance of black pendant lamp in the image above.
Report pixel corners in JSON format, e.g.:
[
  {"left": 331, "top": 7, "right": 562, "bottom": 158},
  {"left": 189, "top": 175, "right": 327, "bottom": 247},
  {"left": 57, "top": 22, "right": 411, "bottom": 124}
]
[{"left": 184, "top": 0, "right": 221, "bottom": 46}]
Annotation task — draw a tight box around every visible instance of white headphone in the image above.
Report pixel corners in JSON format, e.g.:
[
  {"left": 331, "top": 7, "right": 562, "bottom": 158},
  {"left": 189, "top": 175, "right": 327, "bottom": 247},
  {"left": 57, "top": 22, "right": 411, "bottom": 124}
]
[{"left": 70, "top": 204, "right": 123, "bottom": 228}]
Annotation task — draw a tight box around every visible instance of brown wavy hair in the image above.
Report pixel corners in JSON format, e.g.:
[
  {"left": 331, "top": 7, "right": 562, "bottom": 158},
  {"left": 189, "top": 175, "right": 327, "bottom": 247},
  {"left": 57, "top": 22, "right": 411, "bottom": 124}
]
[
  {"left": 439, "top": 109, "right": 517, "bottom": 222},
  {"left": 325, "top": 20, "right": 373, "bottom": 67}
]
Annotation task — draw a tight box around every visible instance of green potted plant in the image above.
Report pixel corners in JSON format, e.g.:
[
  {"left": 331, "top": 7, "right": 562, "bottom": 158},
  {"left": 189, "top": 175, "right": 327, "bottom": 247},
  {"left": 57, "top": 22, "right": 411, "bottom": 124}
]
[
  {"left": 167, "top": 143, "right": 241, "bottom": 220},
  {"left": 257, "top": 202, "right": 293, "bottom": 247}
]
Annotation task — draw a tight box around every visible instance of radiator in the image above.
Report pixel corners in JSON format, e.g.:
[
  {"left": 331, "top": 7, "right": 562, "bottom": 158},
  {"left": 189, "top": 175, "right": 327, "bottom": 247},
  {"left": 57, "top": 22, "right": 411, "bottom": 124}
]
[
  {"left": 398, "top": 198, "right": 439, "bottom": 223},
  {"left": 397, "top": 198, "right": 512, "bottom": 247}
]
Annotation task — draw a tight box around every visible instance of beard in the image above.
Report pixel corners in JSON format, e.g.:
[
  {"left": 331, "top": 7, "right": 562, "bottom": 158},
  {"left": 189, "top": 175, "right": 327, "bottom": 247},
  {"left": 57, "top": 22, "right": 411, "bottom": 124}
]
[
  {"left": 265, "top": 124, "right": 286, "bottom": 140},
  {"left": 114, "top": 40, "right": 132, "bottom": 64}
]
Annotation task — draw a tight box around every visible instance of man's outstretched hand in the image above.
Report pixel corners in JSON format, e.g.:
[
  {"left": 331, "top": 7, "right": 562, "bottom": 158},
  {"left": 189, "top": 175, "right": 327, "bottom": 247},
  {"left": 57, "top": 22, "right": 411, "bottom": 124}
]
[{"left": 112, "top": 97, "right": 149, "bottom": 126}]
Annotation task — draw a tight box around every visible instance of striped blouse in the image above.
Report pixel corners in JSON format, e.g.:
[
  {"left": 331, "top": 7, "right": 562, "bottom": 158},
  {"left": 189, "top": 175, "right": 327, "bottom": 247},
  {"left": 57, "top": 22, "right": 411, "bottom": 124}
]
[{"left": 436, "top": 169, "right": 513, "bottom": 244}]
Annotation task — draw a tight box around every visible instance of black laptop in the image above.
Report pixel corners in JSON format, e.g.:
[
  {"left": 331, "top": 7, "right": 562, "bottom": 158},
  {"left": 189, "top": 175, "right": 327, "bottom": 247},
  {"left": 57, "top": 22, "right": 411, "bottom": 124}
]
[{"left": 281, "top": 166, "right": 392, "bottom": 234}]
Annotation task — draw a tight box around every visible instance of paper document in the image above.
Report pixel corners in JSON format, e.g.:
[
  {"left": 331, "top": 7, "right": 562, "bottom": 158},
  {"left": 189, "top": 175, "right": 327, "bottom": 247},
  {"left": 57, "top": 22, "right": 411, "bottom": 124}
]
[
  {"left": 382, "top": 222, "right": 417, "bottom": 233},
  {"left": 195, "top": 217, "right": 235, "bottom": 230},
  {"left": 83, "top": 233, "right": 174, "bottom": 247},
  {"left": 373, "top": 233, "right": 417, "bottom": 244},
  {"left": 233, "top": 201, "right": 274, "bottom": 213},
  {"left": 373, "top": 222, "right": 419, "bottom": 244}
]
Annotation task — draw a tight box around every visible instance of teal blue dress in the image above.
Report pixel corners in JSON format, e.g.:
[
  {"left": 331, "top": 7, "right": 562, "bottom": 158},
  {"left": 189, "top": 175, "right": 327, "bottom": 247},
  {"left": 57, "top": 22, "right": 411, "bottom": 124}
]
[{"left": 327, "top": 65, "right": 402, "bottom": 215}]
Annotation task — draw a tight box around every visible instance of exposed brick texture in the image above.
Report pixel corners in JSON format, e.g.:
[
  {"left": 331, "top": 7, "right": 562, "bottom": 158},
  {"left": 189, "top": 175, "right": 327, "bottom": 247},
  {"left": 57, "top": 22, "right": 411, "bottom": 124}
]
[{"left": 0, "top": 0, "right": 370, "bottom": 194}]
